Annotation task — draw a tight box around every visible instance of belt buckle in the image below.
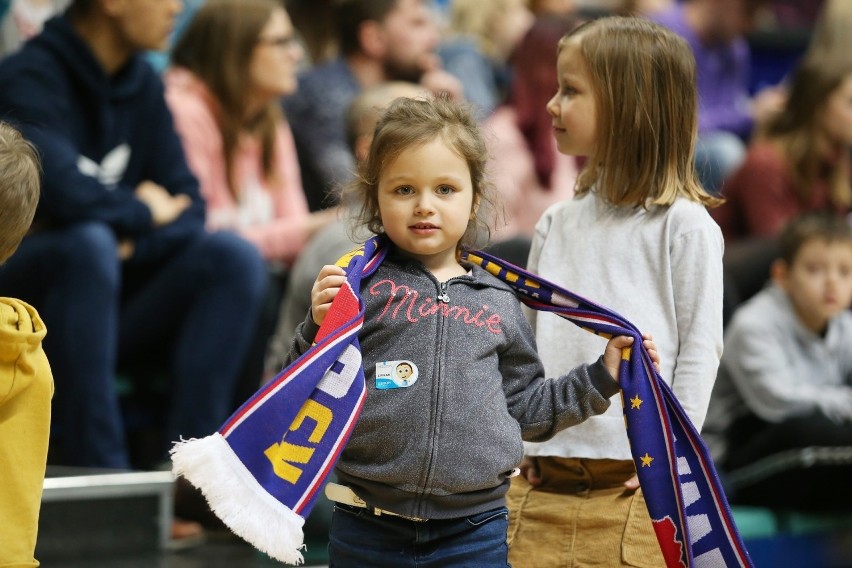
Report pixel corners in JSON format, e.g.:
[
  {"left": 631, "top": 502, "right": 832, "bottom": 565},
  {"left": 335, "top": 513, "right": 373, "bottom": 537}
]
[
  {"left": 325, "top": 482, "right": 427, "bottom": 522},
  {"left": 325, "top": 482, "right": 366, "bottom": 507}
]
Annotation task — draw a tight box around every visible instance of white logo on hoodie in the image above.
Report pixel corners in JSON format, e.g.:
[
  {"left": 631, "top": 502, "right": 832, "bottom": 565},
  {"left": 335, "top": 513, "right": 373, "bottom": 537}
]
[{"left": 76, "top": 144, "right": 131, "bottom": 188}]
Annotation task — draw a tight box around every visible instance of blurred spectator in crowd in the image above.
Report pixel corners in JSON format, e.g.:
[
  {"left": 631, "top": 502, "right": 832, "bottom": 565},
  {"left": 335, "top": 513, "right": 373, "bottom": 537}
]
[
  {"left": 704, "top": 212, "right": 852, "bottom": 512},
  {"left": 650, "top": 0, "right": 785, "bottom": 195},
  {"left": 436, "top": 0, "right": 534, "bottom": 119},
  {"left": 739, "top": 0, "right": 847, "bottom": 141},
  {"left": 483, "top": 16, "right": 580, "bottom": 267},
  {"left": 0, "top": 0, "right": 267, "bottom": 471},
  {"left": 713, "top": 56, "right": 852, "bottom": 242},
  {"left": 714, "top": 55, "right": 852, "bottom": 312},
  {"left": 283, "top": 0, "right": 462, "bottom": 212},
  {"left": 165, "top": 0, "right": 338, "bottom": 406}
]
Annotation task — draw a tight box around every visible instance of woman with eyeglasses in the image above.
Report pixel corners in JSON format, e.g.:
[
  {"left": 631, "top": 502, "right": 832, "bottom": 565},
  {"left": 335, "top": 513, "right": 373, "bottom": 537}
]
[{"left": 165, "top": 0, "right": 338, "bottom": 412}]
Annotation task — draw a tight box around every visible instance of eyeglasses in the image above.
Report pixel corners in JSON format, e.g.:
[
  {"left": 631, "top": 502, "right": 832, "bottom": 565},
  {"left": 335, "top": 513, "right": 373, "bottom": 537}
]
[{"left": 256, "top": 35, "right": 299, "bottom": 49}]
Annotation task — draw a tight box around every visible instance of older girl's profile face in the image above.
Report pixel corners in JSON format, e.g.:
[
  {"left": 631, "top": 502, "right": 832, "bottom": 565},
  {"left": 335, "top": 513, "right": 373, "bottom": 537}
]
[
  {"left": 546, "top": 38, "right": 597, "bottom": 158},
  {"left": 249, "top": 8, "right": 303, "bottom": 102}
]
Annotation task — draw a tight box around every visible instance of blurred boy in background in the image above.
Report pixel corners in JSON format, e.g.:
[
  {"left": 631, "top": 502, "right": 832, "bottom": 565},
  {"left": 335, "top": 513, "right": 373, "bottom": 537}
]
[{"left": 704, "top": 212, "right": 852, "bottom": 512}]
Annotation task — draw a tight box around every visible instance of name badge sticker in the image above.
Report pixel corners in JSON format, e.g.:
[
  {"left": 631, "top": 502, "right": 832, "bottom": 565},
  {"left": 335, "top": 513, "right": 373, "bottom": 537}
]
[{"left": 375, "top": 360, "right": 419, "bottom": 389}]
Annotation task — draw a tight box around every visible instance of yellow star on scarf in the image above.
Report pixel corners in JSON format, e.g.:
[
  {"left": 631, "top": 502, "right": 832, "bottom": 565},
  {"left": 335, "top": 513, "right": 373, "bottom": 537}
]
[
  {"left": 630, "top": 394, "right": 643, "bottom": 409},
  {"left": 640, "top": 453, "right": 654, "bottom": 467}
]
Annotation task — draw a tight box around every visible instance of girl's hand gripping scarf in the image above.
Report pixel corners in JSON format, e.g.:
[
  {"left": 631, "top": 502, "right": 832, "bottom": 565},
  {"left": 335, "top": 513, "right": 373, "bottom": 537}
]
[
  {"left": 170, "top": 237, "right": 387, "bottom": 565},
  {"left": 171, "top": 236, "right": 753, "bottom": 567},
  {"left": 461, "top": 248, "right": 753, "bottom": 568}
]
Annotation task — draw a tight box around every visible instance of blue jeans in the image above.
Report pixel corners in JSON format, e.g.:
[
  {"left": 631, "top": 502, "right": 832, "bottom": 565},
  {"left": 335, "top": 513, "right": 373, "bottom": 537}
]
[
  {"left": 0, "top": 223, "right": 266, "bottom": 468},
  {"left": 328, "top": 503, "right": 510, "bottom": 567},
  {"left": 695, "top": 131, "right": 746, "bottom": 195}
]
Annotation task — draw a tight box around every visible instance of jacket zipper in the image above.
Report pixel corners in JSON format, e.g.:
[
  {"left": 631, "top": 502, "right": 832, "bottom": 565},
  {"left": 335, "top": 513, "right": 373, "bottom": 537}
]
[
  {"left": 417, "top": 276, "right": 452, "bottom": 516},
  {"left": 438, "top": 281, "right": 449, "bottom": 303}
]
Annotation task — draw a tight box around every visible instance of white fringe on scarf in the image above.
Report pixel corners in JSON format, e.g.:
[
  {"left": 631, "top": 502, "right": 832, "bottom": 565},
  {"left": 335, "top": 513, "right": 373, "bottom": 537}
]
[{"left": 171, "top": 434, "right": 306, "bottom": 565}]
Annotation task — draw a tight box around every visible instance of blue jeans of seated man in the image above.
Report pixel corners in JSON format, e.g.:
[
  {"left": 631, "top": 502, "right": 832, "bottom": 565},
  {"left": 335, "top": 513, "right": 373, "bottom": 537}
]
[
  {"left": 695, "top": 131, "right": 746, "bottom": 196},
  {"left": 0, "top": 222, "right": 266, "bottom": 469},
  {"left": 328, "top": 503, "right": 510, "bottom": 567}
]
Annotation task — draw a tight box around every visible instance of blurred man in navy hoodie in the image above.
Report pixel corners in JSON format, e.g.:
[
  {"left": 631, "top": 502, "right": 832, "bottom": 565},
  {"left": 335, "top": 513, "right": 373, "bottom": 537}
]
[{"left": 0, "top": 0, "right": 267, "bottom": 472}]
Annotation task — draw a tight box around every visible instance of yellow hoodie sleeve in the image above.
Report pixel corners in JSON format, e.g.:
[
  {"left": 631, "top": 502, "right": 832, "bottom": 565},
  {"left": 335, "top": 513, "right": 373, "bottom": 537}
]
[
  {"left": 0, "top": 297, "right": 53, "bottom": 567},
  {"left": 0, "top": 298, "right": 53, "bottom": 406}
]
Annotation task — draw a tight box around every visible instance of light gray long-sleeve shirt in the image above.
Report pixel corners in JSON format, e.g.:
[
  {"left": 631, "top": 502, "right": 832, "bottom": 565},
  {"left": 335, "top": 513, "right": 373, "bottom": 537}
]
[{"left": 524, "top": 192, "right": 724, "bottom": 460}]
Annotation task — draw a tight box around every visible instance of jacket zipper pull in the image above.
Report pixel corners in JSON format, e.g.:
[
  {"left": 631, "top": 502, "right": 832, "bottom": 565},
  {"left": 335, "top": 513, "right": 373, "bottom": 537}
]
[{"left": 438, "top": 281, "right": 449, "bottom": 303}]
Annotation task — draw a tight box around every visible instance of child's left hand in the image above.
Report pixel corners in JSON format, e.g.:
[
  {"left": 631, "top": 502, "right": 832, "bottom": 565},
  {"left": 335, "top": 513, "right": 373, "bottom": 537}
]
[{"left": 602, "top": 333, "right": 661, "bottom": 382}]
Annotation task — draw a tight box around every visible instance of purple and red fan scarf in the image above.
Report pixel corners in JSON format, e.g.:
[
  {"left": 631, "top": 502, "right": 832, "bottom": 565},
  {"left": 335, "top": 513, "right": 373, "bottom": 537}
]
[{"left": 171, "top": 236, "right": 753, "bottom": 567}]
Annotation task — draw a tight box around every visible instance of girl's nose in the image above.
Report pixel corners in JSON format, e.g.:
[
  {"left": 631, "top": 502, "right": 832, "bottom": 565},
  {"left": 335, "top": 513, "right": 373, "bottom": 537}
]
[
  {"left": 413, "top": 195, "right": 434, "bottom": 216},
  {"left": 546, "top": 93, "right": 559, "bottom": 118}
]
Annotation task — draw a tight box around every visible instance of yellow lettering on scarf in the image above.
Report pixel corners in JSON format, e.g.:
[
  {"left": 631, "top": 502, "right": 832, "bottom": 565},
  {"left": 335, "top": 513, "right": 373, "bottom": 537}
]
[
  {"left": 264, "top": 442, "right": 315, "bottom": 483},
  {"left": 264, "top": 400, "right": 334, "bottom": 483},
  {"left": 290, "top": 400, "right": 333, "bottom": 443},
  {"left": 335, "top": 245, "right": 365, "bottom": 269}
]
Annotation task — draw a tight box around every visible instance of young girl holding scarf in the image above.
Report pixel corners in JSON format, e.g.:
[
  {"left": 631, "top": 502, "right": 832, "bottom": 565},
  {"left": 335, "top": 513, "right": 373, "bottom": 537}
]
[{"left": 290, "top": 95, "right": 660, "bottom": 568}]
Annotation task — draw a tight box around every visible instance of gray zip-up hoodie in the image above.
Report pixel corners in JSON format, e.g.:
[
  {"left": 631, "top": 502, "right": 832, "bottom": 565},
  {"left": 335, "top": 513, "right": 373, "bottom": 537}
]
[{"left": 289, "top": 249, "right": 619, "bottom": 520}]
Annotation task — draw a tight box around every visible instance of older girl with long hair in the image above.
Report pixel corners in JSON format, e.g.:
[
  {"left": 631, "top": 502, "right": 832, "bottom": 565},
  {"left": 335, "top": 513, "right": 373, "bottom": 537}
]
[{"left": 506, "top": 17, "right": 723, "bottom": 567}]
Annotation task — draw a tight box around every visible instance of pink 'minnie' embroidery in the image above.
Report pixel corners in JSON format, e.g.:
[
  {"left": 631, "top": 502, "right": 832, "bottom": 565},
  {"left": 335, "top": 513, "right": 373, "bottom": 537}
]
[{"left": 370, "top": 278, "right": 502, "bottom": 334}]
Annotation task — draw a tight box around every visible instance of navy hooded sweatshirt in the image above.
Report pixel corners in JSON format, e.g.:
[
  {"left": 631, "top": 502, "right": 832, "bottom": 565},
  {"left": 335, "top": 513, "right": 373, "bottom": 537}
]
[{"left": 0, "top": 14, "right": 205, "bottom": 265}]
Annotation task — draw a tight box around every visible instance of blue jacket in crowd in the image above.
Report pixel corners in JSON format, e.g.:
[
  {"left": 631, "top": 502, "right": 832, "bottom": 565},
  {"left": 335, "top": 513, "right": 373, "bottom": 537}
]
[{"left": 0, "top": 14, "right": 205, "bottom": 265}]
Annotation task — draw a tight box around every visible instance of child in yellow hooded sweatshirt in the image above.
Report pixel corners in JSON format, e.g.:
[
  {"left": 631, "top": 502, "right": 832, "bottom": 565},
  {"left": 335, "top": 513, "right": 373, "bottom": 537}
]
[{"left": 0, "top": 121, "right": 53, "bottom": 568}]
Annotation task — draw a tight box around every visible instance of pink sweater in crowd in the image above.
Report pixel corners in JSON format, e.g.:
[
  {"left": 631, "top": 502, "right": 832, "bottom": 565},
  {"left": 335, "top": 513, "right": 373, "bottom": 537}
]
[{"left": 165, "top": 67, "right": 310, "bottom": 266}]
